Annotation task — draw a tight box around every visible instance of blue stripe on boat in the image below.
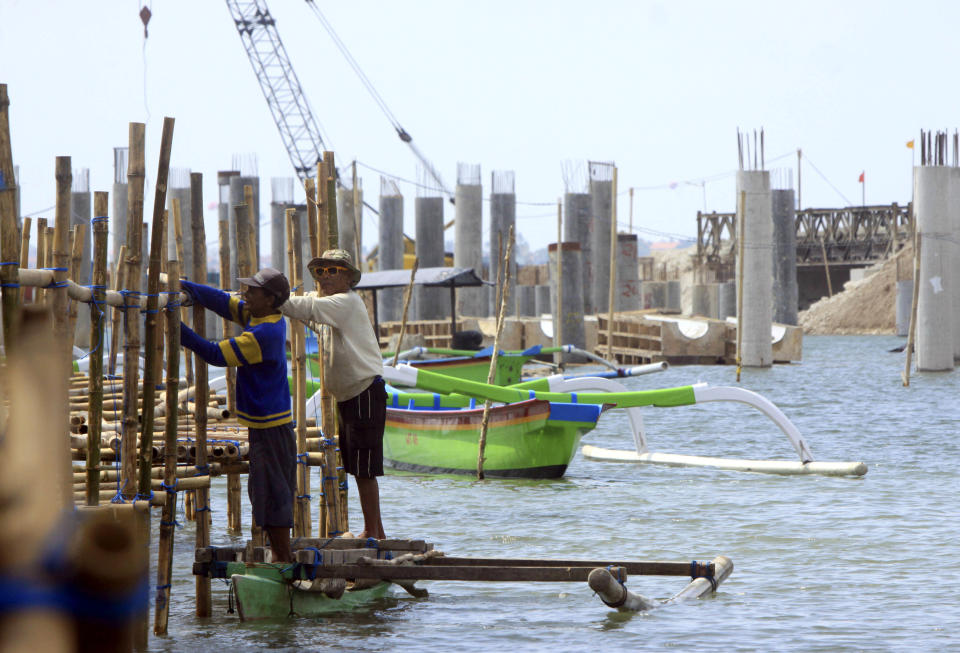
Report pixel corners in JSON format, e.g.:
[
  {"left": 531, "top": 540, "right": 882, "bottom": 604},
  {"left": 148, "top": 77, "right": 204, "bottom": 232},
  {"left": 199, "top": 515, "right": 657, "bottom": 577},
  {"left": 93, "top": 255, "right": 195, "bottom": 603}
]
[{"left": 548, "top": 402, "right": 601, "bottom": 423}]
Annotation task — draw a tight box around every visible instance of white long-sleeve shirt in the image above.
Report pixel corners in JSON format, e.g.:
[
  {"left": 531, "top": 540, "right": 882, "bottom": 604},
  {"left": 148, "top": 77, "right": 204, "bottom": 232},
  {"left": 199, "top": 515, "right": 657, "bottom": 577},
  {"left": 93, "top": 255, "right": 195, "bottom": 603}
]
[{"left": 281, "top": 290, "right": 384, "bottom": 402}]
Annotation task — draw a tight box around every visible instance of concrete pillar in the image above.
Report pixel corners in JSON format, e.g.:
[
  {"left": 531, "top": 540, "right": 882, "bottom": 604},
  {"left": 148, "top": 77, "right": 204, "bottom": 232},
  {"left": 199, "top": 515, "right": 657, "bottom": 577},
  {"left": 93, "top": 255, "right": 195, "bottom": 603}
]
[
  {"left": 270, "top": 177, "right": 295, "bottom": 275},
  {"left": 414, "top": 195, "right": 445, "bottom": 320},
  {"left": 736, "top": 170, "right": 773, "bottom": 367},
  {"left": 718, "top": 281, "right": 737, "bottom": 320},
  {"left": 692, "top": 283, "right": 720, "bottom": 319},
  {"left": 771, "top": 189, "right": 799, "bottom": 325},
  {"left": 590, "top": 169, "right": 613, "bottom": 315},
  {"left": 616, "top": 233, "right": 640, "bottom": 311},
  {"left": 454, "top": 163, "right": 484, "bottom": 316},
  {"left": 378, "top": 179, "right": 404, "bottom": 322},
  {"left": 951, "top": 168, "right": 960, "bottom": 360},
  {"left": 218, "top": 171, "right": 239, "bottom": 286},
  {"left": 337, "top": 183, "right": 362, "bottom": 265},
  {"left": 111, "top": 147, "right": 128, "bottom": 266},
  {"left": 643, "top": 281, "right": 667, "bottom": 309},
  {"left": 167, "top": 180, "right": 192, "bottom": 278},
  {"left": 293, "top": 205, "right": 315, "bottom": 292},
  {"left": 549, "top": 242, "right": 586, "bottom": 353},
  {"left": 229, "top": 175, "right": 260, "bottom": 284},
  {"left": 490, "top": 170, "right": 517, "bottom": 317},
  {"left": 516, "top": 286, "right": 536, "bottom": 317},
  {"left": 914, "top": 166, "right": 954, "bottom": 371},
  {"left": 564, "top": 192, "right": 592, "bottom": 314},
  {"left": 666, "top": 280, "right": 682, "bottom": 312},
  {"left": 535, "top": 284, "right": 551, "bottom": 317}
]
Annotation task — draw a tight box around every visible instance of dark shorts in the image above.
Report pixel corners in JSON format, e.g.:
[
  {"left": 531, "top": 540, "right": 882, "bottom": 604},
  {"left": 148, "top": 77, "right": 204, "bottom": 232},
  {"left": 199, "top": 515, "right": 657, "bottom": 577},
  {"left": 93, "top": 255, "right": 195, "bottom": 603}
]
[
  {"left": 247, "top": 423, "right": 296, "bottom": 528},
  {"left": 337, "top": 377, "right": 386, "bottom": 478}
]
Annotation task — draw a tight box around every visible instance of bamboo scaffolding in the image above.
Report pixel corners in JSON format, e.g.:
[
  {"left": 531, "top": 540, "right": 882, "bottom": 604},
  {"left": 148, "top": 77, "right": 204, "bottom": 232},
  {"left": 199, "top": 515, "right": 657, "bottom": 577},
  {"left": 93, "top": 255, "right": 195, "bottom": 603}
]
[
  {"left": 85, "top": 192, "right": 109, "bottom": 505},
  {"left": 0, "top": 84, "right": 18, "bottom": 346},
  {"left": 478, "top": 226, "right": 514, "bottom": 480},
  {"left": 305, "top": 177, "right": 319, "bottom": 258},
  {"left": 121, "top": 123, "right": 146, "bottom": 500},
  {"left": 52, "top": 157, "right": 72, "bottom": 370},
  {"left": 139, "top": 116, "right": 175, "bottom": 500},
  {"left": 154, "top": 260, "right": 182, "bottom": 636}
]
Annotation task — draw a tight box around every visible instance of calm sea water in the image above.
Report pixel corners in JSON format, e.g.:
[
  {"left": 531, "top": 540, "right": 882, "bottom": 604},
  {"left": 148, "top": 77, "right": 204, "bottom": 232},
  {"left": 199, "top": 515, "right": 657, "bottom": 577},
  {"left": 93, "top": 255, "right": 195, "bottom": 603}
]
[{"left": 148, "top": 335, "right": 959, "bottom": 652}]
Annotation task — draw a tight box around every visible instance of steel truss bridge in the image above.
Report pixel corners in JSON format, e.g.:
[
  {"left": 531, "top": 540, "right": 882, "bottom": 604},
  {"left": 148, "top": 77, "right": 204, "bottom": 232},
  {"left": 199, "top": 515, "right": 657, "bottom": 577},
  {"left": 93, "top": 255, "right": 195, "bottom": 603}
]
[{"left": 696, "top": 203, "right": 913, "bottom": 271}]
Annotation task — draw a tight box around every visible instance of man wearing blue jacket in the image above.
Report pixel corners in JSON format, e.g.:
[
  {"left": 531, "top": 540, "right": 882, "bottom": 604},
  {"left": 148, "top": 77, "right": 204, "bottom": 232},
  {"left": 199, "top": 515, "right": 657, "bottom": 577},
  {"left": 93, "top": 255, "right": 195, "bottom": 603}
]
[{"left": 179, "top": 267, "right": 295, "bottom": 563}]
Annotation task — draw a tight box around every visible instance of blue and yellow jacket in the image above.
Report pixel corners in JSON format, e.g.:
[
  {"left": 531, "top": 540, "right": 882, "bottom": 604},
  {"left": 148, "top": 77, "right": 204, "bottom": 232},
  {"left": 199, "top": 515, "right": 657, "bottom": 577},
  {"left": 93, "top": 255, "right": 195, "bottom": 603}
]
[{"left": 179, "top": 281, "right": 292, "bottom": 429}]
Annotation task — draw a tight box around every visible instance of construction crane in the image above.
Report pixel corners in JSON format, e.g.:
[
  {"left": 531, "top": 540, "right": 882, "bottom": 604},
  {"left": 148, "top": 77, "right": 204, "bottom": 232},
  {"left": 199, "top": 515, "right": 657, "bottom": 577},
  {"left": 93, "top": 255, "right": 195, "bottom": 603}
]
[
  {"left": 224, "top": 0, "right": 327, "bottom": 181},
  {"left": 225, "top": 0, "right": 453, "bottom": 199}
]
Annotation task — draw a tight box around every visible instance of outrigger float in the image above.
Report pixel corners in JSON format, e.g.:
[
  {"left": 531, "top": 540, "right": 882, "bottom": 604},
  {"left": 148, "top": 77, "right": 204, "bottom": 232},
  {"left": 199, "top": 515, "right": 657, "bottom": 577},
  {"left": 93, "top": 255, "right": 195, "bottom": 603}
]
[
  {"left": 193, "top": 538, "right": 733, "bottom": 620},
  {"left": 383, "top": 365, "right": 868, "bottom": 477}
]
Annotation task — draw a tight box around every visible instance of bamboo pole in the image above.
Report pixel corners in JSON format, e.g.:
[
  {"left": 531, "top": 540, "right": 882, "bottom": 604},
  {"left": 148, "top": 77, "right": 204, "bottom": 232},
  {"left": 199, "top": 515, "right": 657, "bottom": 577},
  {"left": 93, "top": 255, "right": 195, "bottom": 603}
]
[
  {"left": 172, "top": 197, "right": 194, "bottom": 390},
  {"left": 902, "top": 231, "right": 921, "bottom": 387},
  {"left": 478, "top": 225, "right": 514, "bottom": 480},
  {"left": 68, "top": 224, "right": 87, "bottom": 356},
  {"left": 735, "top": 190, "right": 746, "bottom": 383},
  {"left": 52, "top": 158, "right": 72, "bottom": 384},
  {"left": 325, "top": 151, "right": 339, "bottom": 252},
  {"left": 45, "top": 225, "right": 55, "bottom": 306},
  {"left": 819, "top": 234, "right": 833, "bottom": 297},
  {"left": 317, "top": 151, "right": 343, "bottom": 536},
  {"left": 0, "top": 306, "right": 73, "bottom": 653},
  {"left": 121, "top": 123, "right": 146, "bottom": 500},
  {"left": 391, "top": 258, "right": 419, "bottom": 367},
  {"left": 305, "top": 177, "right": 319, "bottom": 258},
  {"left": 230, "top": 192, "right": 255, "bottom": 538},
  {"left": 138, "top": 116, "right": 175, "bottom": 500},
  {"left": 18, "top": 216, "right": 30, "bottom": 304},
  {"left": 289, "top": 208, "right": 311, "bottom": 538},
  {"left": 85, "top": 192, "right": 109, "bottom": 506},
  {"left": 555, "top": 200, "right": 563, "bottom": 365},
  {"left": 108, "top": 244, "right": 126, "bottom": 376},
  {"left": 189, "top": 171, "right": 213, "bottom": 616},
  {"left": 0, "top": 84, "right": 19, "bottom": 345},
  {"left": 217, "top": 219, "right": 237, "bottom": 417},
  {"left": 606, "top": 167, "right": 618, "bottom": 362},
  {"left": 154, "top": 260, "right": 181, "bottom": 636}
]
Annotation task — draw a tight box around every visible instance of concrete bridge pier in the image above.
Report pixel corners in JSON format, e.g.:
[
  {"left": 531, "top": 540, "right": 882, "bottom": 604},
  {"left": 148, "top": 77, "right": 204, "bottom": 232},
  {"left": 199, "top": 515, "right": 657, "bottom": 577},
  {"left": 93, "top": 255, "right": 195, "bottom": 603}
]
[
  {"left": 378, "top": 178, "right": 404, "bottom": 323},
  {"left": 772, "top": 188, "right": 798, "bottom": 325},
  {"left": 736, "top": 170, "right": 773, "bottom": 367},
  {"left": 414, "top": 191, "right": 445, "bottom": 320},
  {"left": 454, "top": 163, "right": 484, "bottom": 316},
  {"left": 915, "top": 165, "right": 954, "bottom": 371},
  {"left": 549, "top": 242, "right": 586, "bottom": 360}
]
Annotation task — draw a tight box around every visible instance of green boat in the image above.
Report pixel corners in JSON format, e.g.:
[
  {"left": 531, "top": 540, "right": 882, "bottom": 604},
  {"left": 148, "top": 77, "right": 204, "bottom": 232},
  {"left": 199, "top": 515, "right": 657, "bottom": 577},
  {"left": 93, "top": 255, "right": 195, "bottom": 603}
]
[
  {"left": 228, "top": 562, "right": 392, "bottom": 620},
  {"left": 383, "top": 394, "right": 601, "bottom": 478}
]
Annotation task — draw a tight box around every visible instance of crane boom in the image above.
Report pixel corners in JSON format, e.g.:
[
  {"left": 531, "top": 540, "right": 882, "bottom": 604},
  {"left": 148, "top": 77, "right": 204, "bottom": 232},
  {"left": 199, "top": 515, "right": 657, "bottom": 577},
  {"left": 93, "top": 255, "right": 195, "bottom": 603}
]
[{"left": 225, "top": 0, "right": 327, "bottom": 181}]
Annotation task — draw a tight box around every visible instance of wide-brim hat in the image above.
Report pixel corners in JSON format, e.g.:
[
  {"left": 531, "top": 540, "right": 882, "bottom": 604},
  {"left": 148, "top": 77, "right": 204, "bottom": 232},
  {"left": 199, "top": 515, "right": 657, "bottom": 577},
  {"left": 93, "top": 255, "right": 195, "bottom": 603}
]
[
  {"left": 237, "top": 267, "right": 291, "bottom": 305},
  {"left": 307, "top": 248, "right": 362, "bottom": 287}
]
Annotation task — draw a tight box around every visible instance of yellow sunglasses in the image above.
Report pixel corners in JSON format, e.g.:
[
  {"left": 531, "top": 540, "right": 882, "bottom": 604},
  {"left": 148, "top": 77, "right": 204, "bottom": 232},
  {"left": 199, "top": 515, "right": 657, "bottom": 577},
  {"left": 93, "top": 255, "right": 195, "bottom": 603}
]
[{"left": 312, "top": 265, "right": 348, "bottom": 277}]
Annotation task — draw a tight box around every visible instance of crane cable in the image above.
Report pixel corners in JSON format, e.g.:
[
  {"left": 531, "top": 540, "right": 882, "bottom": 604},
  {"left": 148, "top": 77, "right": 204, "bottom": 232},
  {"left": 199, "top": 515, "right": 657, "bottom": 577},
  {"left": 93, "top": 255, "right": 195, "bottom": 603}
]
[{"left": 303, "top": 0, "right": 453, "bottom": 199}]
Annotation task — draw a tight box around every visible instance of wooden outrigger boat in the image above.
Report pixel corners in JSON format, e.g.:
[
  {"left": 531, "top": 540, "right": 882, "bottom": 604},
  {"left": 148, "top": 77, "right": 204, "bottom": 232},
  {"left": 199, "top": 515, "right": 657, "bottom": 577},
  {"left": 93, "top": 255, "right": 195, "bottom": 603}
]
[
  {"left": 383, "top": 395, "right": 600, "bottom": 478},
  {"left": 383, "top": 365, "right": 868, "bottom": 478},
  {"left": 193, "top": 538, "right": 734, "bottom": 620}
]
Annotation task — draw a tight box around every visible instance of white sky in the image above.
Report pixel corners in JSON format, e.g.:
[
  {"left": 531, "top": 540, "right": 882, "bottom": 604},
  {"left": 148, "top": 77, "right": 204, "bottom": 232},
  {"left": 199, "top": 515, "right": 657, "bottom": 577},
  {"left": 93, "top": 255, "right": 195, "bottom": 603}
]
[{"left": 1, "top": 0, "right": 957, "bottom": 259}]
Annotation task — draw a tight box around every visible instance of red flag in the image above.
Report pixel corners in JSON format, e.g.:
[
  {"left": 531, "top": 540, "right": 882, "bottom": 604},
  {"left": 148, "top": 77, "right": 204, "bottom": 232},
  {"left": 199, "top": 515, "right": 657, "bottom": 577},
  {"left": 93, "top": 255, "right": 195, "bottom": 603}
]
[{"left": 858, "top": 171, "right": 865, "bottom": 183}]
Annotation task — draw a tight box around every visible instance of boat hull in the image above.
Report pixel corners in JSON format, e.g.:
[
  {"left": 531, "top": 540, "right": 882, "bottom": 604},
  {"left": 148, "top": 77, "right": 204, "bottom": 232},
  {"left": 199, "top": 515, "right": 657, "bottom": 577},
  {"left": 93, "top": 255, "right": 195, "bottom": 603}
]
[
  {"left": 383, "top": 399, "right": 599, "bottom": 479},
  {"left": 229, "top": 563, "right": 392, "bottom": 620}
]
